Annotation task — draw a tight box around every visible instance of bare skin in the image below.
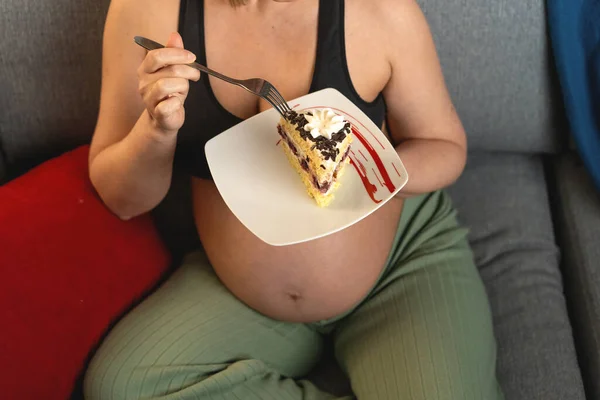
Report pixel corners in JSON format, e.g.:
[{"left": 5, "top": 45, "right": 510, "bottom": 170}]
[{"left": 89, "top": 0, "right": 466, "bottom": 322}]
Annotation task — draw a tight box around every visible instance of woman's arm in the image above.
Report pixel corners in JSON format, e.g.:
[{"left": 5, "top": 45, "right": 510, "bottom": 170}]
[
  {"left": 380, "top": 0, "right": 467, "bottom": 197},
  {"left": 89, "top": 0, "right": 199, "bottom": 219}
]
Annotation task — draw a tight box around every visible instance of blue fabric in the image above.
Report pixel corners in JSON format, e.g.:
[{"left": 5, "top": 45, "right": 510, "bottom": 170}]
[{"left": 547, "top": 0, "right": 600, "bottom": 191}]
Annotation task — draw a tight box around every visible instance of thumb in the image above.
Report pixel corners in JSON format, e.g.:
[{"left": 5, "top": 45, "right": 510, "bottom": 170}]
[{"left": 166, "top": 32, "right": 184, "bottom": 49}]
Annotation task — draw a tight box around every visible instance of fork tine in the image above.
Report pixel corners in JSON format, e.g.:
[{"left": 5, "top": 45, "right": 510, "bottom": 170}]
[
  {"left": 268, "top": 87, "right": 286, "bottom": 106},
  {"left": 269, "top": 96, "right": 287, "bottom": 116},
  {"left": 268, "top": 87, "right": 292, "bottom": 113},
  {"left": 263, "top": 94, "right": 286, "bottom": 117},
  {"left": 278, "top": 92, "right": 292, "bottom": 113},
  {"left": 266, "top": 92, "right": 288, "bottom": 116}
]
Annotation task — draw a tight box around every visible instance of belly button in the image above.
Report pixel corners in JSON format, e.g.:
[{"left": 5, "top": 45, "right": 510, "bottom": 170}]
[{"left": 286, "top": 291, "right": 303, "bottom": 302}]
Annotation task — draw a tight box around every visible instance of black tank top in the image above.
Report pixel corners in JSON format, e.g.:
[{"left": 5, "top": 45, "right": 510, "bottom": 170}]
[{"left": 176, "top": 0, "right": 387, "bottom": 179}]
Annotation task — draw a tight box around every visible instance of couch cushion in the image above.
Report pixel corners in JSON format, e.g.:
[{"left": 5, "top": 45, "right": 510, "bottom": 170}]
[
  {"left": 446, "top": 153, "right": 585, "bottom": 400},
  {"left": 0, "top": 146, "right": 171, "bottom": 399},
  {"left": 417, "top": 0, "right": 567, "bottom": 153},
  {"left": 552, "top": 152, "right": 600, "bottom": 400},
  {"left": 0, "top": 0, "right": 110, "bottom": 177}
]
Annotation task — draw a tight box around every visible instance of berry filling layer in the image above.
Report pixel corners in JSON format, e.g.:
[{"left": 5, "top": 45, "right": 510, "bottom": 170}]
[{"left": 278, "top": 125, "right": 350, "bottom": 195}]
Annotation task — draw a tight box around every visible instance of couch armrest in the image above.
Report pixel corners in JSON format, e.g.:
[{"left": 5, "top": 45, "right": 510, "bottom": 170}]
[{"left": 552, "top": 151, "right": 600, "bottom": 399}]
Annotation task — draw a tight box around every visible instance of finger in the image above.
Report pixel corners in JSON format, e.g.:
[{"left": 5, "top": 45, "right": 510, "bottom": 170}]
[
  {"left": 138, "top": 66, "right": 199, "bottom": 100},
  {"left": 154, "top": 96, "right": 184, "bottom": 125},
  {"left": 141, "top": 48, "right": 196, "bottom": 74},
  {"left": 145, "top": 64, "right": 200, "bottom": 83},
  {"left": 166, "top": 32, "right": 184, "bottom": 49},
  {"left": 165, "top": 92, "right": 187, "bottom": 109},
  {"left": 146, "top": 78, "right": 190, "bottom": 108}
]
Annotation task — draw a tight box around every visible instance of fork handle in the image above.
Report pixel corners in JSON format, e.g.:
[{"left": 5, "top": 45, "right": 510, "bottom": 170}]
[{"left": 133, "top": 36, "right": 242, "bottom": 87}]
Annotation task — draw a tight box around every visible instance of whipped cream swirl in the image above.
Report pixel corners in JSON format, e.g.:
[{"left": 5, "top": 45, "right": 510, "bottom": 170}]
[{"left": 303, "top": 108, "right": 346, "bottom": 140}]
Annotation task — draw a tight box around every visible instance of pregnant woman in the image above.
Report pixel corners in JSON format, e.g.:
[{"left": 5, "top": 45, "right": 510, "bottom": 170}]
[{"left": 84, "top": 0, "right": 503, "bottom": 399}]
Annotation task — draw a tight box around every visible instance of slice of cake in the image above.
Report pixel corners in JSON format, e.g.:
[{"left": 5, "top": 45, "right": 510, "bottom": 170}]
[{"left": 277, "top": 108, "right": 353, "bottom": 207}]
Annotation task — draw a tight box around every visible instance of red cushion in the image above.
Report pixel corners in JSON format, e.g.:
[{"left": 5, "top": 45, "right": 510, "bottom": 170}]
[{"left": 0, "top": 146, "right": 171, "bottom": 399}]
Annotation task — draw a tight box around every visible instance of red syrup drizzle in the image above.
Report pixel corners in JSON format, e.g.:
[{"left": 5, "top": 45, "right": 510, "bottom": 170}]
[
  {"left": 392, "top": 163, "right": 402, "bottom": 178},
  {"left": 351, "top": 126, "right": 396, "bottom": 193},
  {"left": 372, "top": 168, "right": 384, "bottom": 186},
  {"left": 358, "top": 149, "right": 369, "bottom": 163},
  {"left": 276, "top": 139, "right": 281, "bottom": 146},
  {"left": 355, "top": 154, "right": 367, "bottom": 174},
  {"left": 350, "top": 158, "right": 381, "bottom": 204}
]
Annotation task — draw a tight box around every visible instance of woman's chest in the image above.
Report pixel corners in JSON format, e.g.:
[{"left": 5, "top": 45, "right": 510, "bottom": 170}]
[{"left": 202, "top": 2, "right": 390, "bottom": 120}]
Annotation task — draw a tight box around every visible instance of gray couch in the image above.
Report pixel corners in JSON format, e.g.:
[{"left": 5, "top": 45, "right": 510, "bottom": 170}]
[{"left": 2, "top": 0, "right": 600, "bottom": 399}]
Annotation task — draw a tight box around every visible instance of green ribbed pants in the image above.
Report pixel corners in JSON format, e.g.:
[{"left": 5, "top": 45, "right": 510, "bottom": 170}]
[{"left": 84, "top": 191, "right": 503, "bottom": 400}]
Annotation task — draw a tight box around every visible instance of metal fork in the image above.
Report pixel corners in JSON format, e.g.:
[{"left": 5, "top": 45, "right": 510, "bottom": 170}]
[{"left": 134, "top": 36, "right": 293, "bottom": 118}]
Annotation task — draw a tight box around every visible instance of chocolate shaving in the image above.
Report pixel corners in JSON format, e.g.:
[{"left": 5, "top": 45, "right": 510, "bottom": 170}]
[{"left": 284, "top": 111, "right": 351, "bottom": 161}]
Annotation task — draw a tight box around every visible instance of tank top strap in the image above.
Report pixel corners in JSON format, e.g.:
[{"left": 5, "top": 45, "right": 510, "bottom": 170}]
[
  {"left": 312, "top": 0, "right": 386, "bottom": 127},
  {"left": 178, "top": 0, "right": 203, "bottom": 63},
  {"left": 310, "top": 0, "right": 345, "bottom": 92}
]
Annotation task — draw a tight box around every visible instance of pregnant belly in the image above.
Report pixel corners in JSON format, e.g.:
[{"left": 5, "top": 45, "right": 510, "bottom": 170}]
[{"left": 191, "top": 179, "right": 403, "bottom": 323}]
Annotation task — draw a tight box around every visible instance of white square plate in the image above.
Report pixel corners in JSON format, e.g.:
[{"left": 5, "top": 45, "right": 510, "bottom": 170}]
[{"left": 205, "top": 88, "right": 408, "bottom": 246}]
